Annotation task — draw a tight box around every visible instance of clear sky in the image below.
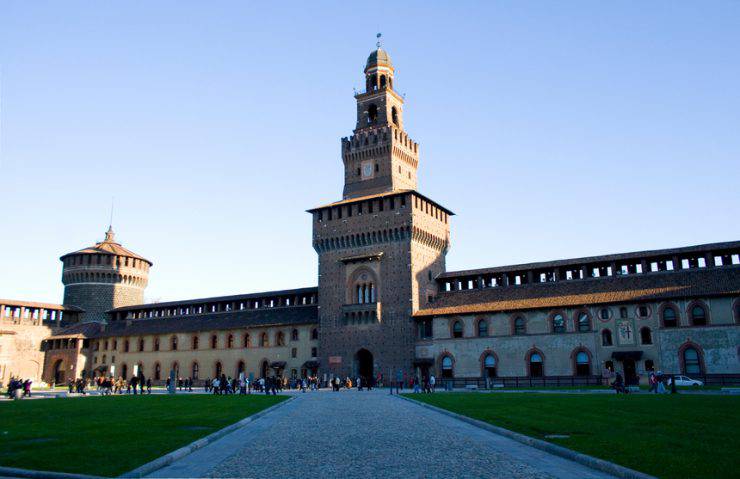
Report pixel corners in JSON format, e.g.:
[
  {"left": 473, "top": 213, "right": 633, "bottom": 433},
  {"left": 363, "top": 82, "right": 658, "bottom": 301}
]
[{"left": 1, "top": 2, "right": 739, "bottom": 304}]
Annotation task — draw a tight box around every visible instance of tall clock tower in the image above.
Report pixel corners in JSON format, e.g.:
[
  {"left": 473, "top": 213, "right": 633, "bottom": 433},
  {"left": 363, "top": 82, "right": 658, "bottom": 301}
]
[
  {"left": 342, "top": 47, "right": 419, "bottom": 199},
  {"left": 310, "top": 45, "right": 452, "bottom": 381}
]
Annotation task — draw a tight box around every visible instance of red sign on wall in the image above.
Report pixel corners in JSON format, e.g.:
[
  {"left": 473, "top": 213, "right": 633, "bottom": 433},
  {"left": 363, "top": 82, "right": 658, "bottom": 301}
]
[{"left": 329, "top": 356, "right": 342, "bottom": 365}]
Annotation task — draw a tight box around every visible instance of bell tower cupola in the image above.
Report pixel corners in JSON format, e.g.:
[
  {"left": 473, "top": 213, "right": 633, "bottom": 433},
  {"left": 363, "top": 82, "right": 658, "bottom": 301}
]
[{"left": 342, "top": 39, "right": 419, "bottom": 199}]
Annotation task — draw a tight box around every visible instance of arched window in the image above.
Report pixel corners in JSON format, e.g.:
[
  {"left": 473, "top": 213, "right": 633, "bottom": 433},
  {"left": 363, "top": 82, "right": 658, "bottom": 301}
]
[
  {"left": 276, "top": 331, "right": 285, "bottom": 346},
  {"left": 601, "top": 329, "right": 613, "bottom": 346},
  {"left": 154, "top": 337, "right": 160, "bottom": 351},
  {"left": 690, "top": 304, "right": 707, "bottom": 326},
  {"left": 243, "top": 333, "right": 251, "bottom": 348},
  {"left": 260, "top": 332, "right": 268, "bottom": 347},
  {"left": 171, "top": 362, "right": 179, "bottom": 377},
  {"left": 619, "top": 307, "right": 628, "bottom": 319},
  {"left": 577, "top": 312, "right": 591, "bottom": 332},
  {"left": 154, "top": 363, "right": 161, "bottom": 380},
  {"left": 452, "top": 320, "right": 463, "bottom": 338},
  {"left": 192, "top": 336, "right": 199, "bottom": 350},
  {"left": 237, "top": 361, "right": 246, "bottom": 376},
  {"left": 379, "top": 75, "right": 387, "bottom": 89},
  {"left": 477, "top": 319, "right": 488, "bottom": 337},
  {"left": 211, "top": 335, "right": 218, "bottom": 349},
  {"left": 513, "top": 316, "right": 526, "bottom": 335},
  {"left": 351, "top": 270, "right": 377, "bottom": 305},
  {"left": 552, "top": 313, "right": 565, "bottom": 333},
  {"left": 138, "top": 338, "right": 145, "bottom": 351},
  {"left": 483, "top": 354, "right": 496, "bottom": 378},
  {"left": 291, "top": 329, "right": 299, "bottom": 341},
  {"left": 367, "top": 104, "right": 378, "bottom": 124},
  {"left": 121, "top": 363, "right": 128, "bottom": 380},
  {"left": 171, "top": 335, "right": 178, "bottom": 351},
  {"left": 192, "top": 362, "right": 199, "bottom": 379},
  {"left": 575, "top": 351, "right": 591, "bottom": 376},
  {"left": 441, "top": 356, "right": 454, "bottom": 378},
  {"left": 662, "top": 306, "right": 678, "bottom": 327},
  {"left": 102, "top": 354, "right": 107, "bottom": 364},
  {"left": 391, "top": 106, "right": 398, "bottom": 125},
  {"left": 682, "top": 347, "right": 702, "bottom": 375},
  {"left": 599, "top": 308, "right": 610, "bottom": 320},
  {"left": 124, "top": 340, "right": 130, "bottom": 352},
  {"left": 311, "top": 328, "right": 319, "bottom": 340},
  {"left": 215, "top": 361, "right": 223, "bottom": 377},
  {"left": 227, "top": 334, "right": 234, "bottom": 349},
  {"left": 528, "top": 352, "right": 543, "bottom": 377},
  {"left": 640, "top": 327, "right": 652, "bottom": 345}
]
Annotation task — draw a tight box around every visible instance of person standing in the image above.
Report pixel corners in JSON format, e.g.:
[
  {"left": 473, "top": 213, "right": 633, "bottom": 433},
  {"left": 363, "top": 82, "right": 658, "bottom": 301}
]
[{"left": 429, "top": 374, "right": 436, "bottom": 393}]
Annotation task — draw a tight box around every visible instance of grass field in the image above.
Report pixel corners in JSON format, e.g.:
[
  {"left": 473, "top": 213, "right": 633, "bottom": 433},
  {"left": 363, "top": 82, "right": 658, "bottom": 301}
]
[
  {"left": 0, "top": 394, "right": 286, "bottom": 477},
  {"left": 406, "top": 392, "right": 740, "bottom": 479}
]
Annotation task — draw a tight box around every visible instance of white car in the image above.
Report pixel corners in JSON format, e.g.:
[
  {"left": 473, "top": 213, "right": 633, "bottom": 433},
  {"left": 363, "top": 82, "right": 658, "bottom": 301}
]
[{"left": 668, "top": 375, "right": 703, "bottom": 387}]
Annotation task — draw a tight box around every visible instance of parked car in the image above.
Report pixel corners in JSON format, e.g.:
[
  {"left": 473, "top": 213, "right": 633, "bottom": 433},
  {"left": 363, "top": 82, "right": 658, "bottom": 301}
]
[{"left": 668, "top": 375, "right": 703, "bottom": 387}]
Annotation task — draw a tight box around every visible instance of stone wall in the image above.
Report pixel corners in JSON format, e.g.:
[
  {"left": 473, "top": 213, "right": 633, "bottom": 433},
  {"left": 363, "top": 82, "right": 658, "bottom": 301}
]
[
  {"left": 0, "top": 321, "right": 57, "bottom": 386},
  {"left": 417, "top": 296, "right": 740, "bottom": 381}
]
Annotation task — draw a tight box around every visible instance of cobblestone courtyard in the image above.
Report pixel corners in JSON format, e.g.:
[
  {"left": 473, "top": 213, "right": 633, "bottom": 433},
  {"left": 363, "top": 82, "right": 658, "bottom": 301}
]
[{"left": 148, "top": 390, "right": 614, "bottom": 478}]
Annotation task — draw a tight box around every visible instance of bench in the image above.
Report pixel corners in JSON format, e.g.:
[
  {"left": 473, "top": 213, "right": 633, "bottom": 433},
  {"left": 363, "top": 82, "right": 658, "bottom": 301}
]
[
  {"left": 465, "top": 384, "right": 478, "bottom": 390},
  {"left": 721, "top": 388, "right": 740, "bottom": 395}
]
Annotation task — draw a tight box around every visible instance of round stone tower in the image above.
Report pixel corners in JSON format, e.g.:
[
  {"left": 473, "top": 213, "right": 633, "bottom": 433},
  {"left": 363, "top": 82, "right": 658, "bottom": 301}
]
[{"left": 60, "top": 226, "right": 152, "bottom": 323}]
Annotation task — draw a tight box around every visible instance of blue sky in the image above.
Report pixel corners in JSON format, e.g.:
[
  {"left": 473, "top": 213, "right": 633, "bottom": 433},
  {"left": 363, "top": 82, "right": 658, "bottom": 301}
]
[{"left": 1, "top": 1, "right": 739, "bottom": 303}]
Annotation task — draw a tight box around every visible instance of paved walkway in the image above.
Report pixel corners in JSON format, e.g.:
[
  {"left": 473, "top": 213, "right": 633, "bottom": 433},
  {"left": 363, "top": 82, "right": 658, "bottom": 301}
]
[{"left": 148, "top": 390, "right": 613, "bottom": 478}]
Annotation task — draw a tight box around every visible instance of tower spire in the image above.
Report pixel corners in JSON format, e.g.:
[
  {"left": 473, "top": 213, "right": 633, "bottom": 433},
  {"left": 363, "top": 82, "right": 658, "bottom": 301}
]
[
  {"left": 105, "top": 197, "right": 115, "bottom": 243},
  {"left": 376, "top": 32, "right": 382, "bottom": 48}
]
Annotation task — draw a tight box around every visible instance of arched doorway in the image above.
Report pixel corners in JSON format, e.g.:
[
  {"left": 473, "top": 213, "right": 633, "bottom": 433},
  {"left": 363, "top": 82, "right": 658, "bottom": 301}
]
[
  {"left": 482, "top": 353, "right": 497, "bottom": 379},
  {"left": 355, "top": 349, "right": 373, "bottom": 381},
  {"left": 260, "top": 360, "right": 269, "bottom": 378},
  {"left": 53, "top": 359, "right": 65, "bottom": 384}
]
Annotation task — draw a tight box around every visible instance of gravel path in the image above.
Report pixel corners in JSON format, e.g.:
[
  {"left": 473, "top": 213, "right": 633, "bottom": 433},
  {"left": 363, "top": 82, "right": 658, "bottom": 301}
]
[{"left": 150, "top": 390, "right": 613, "bottom": 478}]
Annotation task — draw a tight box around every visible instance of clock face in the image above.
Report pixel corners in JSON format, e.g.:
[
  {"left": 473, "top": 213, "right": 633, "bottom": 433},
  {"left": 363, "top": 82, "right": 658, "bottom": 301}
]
[{"left": 362, "top": 163, "right": 373, "bottom": 178}]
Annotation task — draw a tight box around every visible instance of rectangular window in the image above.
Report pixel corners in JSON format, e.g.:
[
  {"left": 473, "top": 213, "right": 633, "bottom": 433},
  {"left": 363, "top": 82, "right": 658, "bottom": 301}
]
[{"left": 291, "top": 347, "right": 297, "bottom": 358}]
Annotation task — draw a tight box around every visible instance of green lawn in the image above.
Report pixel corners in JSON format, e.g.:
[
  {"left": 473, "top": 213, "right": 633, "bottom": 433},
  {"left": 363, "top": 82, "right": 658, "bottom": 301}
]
[
  {"left": 0, "top": 394, "right": 286, "bottom": 477},
  {"left": 406, "top": 392, "right": 740, "bottom": 479}
]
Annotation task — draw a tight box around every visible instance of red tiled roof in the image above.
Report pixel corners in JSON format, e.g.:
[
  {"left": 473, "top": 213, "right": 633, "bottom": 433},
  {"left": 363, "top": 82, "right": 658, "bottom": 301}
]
[
  {"left": 307, "top": 189, "right": 455, "bottom": 215},
  {"left": 416, "top": 267, "right": 740, "bottom": 317},
  {"left": 48, "top": 305, "right": 318, "bottom": 339}
]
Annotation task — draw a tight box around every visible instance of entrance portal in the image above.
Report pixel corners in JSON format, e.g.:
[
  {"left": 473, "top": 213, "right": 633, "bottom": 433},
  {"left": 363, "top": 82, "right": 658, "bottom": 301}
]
[
  {"left": 623, "top": 358, "right": 638, "bottom": 385},
  {"left": 355, "top": 349, "right": 373, "bottom": 382},
  {"left": 53, "top": 359, "right": 65, "bottom": 384}
]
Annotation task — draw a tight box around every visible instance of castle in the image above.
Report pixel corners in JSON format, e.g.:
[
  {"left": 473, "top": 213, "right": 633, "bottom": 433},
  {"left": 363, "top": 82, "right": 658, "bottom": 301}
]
[{"left": 2, "top": 46, "right": 739, "bottom": 388}]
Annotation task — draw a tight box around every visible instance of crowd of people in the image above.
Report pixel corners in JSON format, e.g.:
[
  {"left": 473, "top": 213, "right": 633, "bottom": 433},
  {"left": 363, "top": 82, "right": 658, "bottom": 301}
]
[
  {"left": 610, "top": 370, "right": 678, "bottom": 394},
  {"left": 5, "top": 377, "right": 32, "bottom": 399}
]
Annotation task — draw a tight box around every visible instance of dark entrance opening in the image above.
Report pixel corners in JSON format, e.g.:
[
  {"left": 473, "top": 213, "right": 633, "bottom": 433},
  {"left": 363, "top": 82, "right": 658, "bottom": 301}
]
[
  {"left": 260, "top": 360, "right": 269, "bottom": 378},
  {"left": 355, "top": 349, "right": 373, "bottom": 382},
  {"left": 623, "top": 358, "right": 638, "bottom": 385},
  {"left": 53, "top": 359, "right": 65, "bottom": 384}
]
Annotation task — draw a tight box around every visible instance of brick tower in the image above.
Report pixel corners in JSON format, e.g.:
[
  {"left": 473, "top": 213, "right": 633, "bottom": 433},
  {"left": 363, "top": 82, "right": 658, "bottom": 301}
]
[
  {"left": 60, "top": 226, "right": 151, "bottom": 323},
  {"left": 310, "top": 45, "right": 452, "bottom": 381}
]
